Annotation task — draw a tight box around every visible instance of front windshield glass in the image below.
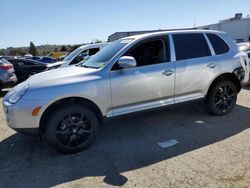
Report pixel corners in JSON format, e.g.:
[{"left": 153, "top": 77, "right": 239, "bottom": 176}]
[
  {"left": 63, "top": 47, "right": 83, "bottom": 61},
  {"left": 83, "top": 38, "right": 134, "bottom": 68}
]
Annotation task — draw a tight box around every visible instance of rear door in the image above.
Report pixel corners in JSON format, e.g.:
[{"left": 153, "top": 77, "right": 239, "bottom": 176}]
[{"left": 172, "top": 33, "right": 220, "bottom": 102}]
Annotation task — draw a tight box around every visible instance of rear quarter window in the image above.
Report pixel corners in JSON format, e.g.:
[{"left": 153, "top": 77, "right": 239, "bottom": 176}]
[{"left": 206, "top": 33, "right": 230, "bottom": 55}]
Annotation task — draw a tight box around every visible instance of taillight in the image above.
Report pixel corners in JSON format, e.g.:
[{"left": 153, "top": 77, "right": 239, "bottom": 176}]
[{"left": 0, "top": 64, "right": 13, "bottom": 70}]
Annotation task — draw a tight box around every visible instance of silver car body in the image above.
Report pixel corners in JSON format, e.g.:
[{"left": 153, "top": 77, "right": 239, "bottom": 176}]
[
  {"left": 0, "top": 59, "right": 17, "bottom": 89},
  {"left": 47, "top": 43, "right": 109, "bottom": 69},
  {"left": 3, "top": 30, "right": 249, "bottom": 133}
]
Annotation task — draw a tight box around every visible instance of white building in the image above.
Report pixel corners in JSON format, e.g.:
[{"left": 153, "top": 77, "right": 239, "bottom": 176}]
[
  {"left": 198, "top": 13, "right": 250, "bottom": 43},
  {"left": 108, "top": 13, "right": 250, "bottom": 43}
]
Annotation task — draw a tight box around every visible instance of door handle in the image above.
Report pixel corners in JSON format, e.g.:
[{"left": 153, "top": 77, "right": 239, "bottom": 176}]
[
  {"left": 162, "top": 69, "right": 175, "bottom": 76},
  {"left": 207, "top": 63, "right": 217, "bottom": 69}
]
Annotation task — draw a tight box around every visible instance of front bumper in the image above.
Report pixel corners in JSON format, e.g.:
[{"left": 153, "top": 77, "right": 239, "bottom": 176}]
[{"left": 2, "top": 98, "right": 48, "bottom": 136}]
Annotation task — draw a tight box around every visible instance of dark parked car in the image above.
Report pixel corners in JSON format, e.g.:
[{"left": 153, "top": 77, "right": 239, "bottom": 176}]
[
  {"left": 27, "top": 56, "right": 57, "bottom": 64},
  {"left": 29, "top": 56, "right": 42, "bottom": 61},
  {"left": 39, "top": 57, "right": 57, "bottom": 63},
  {"left": 6, "top": 58, "right": 48, "bottom": 83}
]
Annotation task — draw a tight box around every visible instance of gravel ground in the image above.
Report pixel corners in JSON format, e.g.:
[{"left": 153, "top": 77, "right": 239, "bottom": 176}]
[{"left": 0, "top": 87, "right": 250, "bottom": 188}]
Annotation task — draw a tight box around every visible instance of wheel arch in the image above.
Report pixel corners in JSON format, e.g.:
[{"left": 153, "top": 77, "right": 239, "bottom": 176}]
[
  {"left": 39, "top": 97, "right": 104, "bottom": 133},
  {"left": 206, "top": 72, "right": 241, "bottom": 96}
]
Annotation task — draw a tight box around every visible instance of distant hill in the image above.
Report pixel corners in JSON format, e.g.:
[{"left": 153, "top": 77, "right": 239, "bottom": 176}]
[
  {"left": 0, "top": 39, "right": 105, "bottom": 57},
  {"left": 0, "top": 44, "right": 84, "bottom": 56}
]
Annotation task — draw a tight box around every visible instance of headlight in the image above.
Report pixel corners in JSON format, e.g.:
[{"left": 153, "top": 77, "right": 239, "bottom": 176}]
[{"left": 8, "top": 85, "right": 29, "bottom": 104}]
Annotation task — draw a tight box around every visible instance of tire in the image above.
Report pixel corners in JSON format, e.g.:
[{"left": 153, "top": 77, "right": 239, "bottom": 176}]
[
  {"left": 205, "top": 80, "right": 237, "bottom": 116},
  {"left": 44, "top": 104, "right": 99, "bottom": 154}
]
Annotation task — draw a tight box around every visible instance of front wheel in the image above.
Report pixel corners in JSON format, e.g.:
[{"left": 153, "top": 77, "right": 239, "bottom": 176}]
[
  {"left": 205, "top": 81, "right": 237, "bottom": 116},
  {"left": 44, "top": 105, "right": 99, "bottom": 153}
]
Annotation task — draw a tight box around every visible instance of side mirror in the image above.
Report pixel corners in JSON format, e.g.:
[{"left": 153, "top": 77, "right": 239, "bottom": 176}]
[{"left": 117, "top": 56, "right": 137, "bottom": 69}]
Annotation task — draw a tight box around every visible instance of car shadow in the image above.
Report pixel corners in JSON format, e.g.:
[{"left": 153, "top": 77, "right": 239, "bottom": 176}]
[
  {"left": 0, "top": 102, "right": 250, "bottom": 187},
  {"left": 243, "top": 85, "right": 250, "bottom": 90}
]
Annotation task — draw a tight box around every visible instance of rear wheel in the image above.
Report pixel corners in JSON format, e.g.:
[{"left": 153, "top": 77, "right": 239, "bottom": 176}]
[
  {"left": 44, "top": 105, "right": 99, "bottom": 153},
  {"left": 205, "top": 80, "right": 237, "bottom": 116}
]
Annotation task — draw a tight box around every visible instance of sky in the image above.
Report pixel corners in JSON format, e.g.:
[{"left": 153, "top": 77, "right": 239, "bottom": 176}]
[{"left": 0, "top": 0, "right": 249, "bottom": 48}]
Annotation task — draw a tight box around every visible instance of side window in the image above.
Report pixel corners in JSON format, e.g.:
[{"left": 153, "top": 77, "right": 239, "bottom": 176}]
[
  {"left": 206, "top": 33, "right": 230, "bottom": 55},
  {"left": 70, "top": 50, "right": 88, "bottom": 65},
  {"left": 173, "top": 33, "right": 211, "bottom": 61},
  {"left": 70, "top": 48, "right": 100, "bottom": 65},
  {"left": 88, "top": 48, "right": 100, "bottom": 56},
  {"left": 124, "top": 39, "right": 167, "bottom": 67}
]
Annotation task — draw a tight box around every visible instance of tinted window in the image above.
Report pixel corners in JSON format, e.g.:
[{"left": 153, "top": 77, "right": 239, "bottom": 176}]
[
  {"left": 124, "top": 39, "right": 166, "bottom": 67},
  {"left": 207, "top": 33, "right": 230, "bottom": 55},
  {"left": 88, "top": 48, "right": 99, "bottom": 56},
  {"left": 23, "top": 60, "right": 36, "bottom": 65},
  {"left": 173, "top": 33, "right": 211, "bottom": 61}
]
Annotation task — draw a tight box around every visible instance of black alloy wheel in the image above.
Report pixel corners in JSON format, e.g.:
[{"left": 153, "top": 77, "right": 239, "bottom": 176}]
[
  {"left": 55, "top": 113, "right": 94, "bottom": 149},
  {"left": 44, "top": 105, "right": 99, "bottom": 153},
  {"left": 213, "top": 85, "right": 236, "bottom": 113},
  {"left": 205, "top": 80, "right": 237, "bottom": 116}
]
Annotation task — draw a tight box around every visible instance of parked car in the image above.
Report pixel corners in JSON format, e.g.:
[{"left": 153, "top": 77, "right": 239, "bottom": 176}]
[
  {"left": 237, "top": 42, "right": 250, "bottom": 84},
  {"left": 0, "top": 59, "right": 17, "bottom": 91},
  {"left": 27, "top": 56, "right": 57, "bottom": 64},
  {"left": 237, "top": 42, "right": 250, "bottom": 52},
  {"left": 58, "top": 53, "right": 68, "bottom": 61},
  {"left": 247, "top": 51, "right": 250, "bottom": 59},
  {"left": 39, "top": 57, "right": 57, "bottom": 64},
  {"left": 3, "top": 30, "right": 249, "bottom": 153},
  {"left": 29, "top": 56, "right": 42, "bottom": 61},
  {"left": 47, "top": 43, "right": 108, "bottom": 69},
  {"left": 6, "top": 58, "right": 48, "bottom": 83},
  {"left": 47, "top": 51, "right": 68, "bottom": 59}
]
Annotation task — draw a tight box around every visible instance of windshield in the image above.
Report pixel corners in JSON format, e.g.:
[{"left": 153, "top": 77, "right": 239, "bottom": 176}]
[
  {"left": 83, "top": 39, "right": 134, "bottom": 68},
  {"left": 63, "top": 47, "right": 83, "bottom": 61}
]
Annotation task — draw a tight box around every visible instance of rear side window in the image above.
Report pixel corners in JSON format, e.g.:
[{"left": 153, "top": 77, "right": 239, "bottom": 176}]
[
  {"left": 173, "top": 33, "right": 211, "bottom": 61},
  {"left": 206, "top": 33, "right": 230, "bottom": 55}
]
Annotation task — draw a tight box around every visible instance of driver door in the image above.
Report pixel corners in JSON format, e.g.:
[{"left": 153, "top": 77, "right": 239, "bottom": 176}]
[{"left": 110, "top": 37, "right": 175, "bottom": 116}]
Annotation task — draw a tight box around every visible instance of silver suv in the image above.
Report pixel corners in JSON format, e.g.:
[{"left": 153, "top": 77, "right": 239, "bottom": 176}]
[{"left": 3, "top": 30, "right": 249, "bottom": 153}]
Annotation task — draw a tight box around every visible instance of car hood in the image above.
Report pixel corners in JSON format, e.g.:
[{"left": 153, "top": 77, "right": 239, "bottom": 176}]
[{"left": 23, "top": 65, "right": 99, "bottom": 89}]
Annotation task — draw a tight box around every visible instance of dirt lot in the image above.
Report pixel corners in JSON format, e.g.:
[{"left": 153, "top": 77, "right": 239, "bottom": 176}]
[{"left": 0, "top": 87, "right": 250, "bottom": 188}]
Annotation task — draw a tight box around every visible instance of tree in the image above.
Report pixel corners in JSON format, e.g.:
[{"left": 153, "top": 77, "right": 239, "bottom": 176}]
[
  {"left": 0, "top": 49, "right": 5, "bottom": 56},
  {"left": 9, "top": 48, "right": 27, "bottom": 56},
  {"left": 94, "top": 39, "right": 103, "bottom": 43},
  {"left": 70, "top": 45, "right": 81, "bottom": 52},
  {"left": 60, "top": 45, "right": 68, "bottom": 52},
  {"left": 29, "top": 42, "right": 38, "bottom": 56}
]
